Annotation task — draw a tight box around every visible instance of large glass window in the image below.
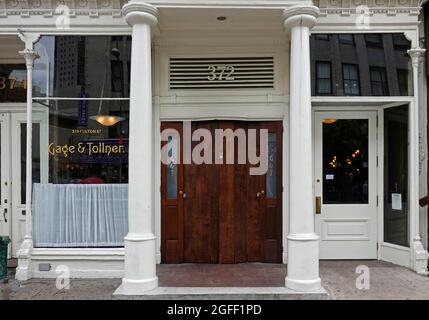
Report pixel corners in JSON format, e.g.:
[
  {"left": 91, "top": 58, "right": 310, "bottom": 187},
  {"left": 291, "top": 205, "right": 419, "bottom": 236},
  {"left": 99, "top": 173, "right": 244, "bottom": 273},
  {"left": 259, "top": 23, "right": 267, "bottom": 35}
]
[
  {"left": 32, "top": 35, "right": 131, "bottom": 248},
  {"left": 311, "top": 33, "right": 412, "bottom": 96}
]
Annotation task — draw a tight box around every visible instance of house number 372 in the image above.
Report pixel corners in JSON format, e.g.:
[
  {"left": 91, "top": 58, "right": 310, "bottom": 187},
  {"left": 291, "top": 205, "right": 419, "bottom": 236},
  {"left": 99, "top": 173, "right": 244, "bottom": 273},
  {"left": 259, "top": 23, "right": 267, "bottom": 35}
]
[{"left": 207, "top": 65, "right": 235, "bottom": 81}]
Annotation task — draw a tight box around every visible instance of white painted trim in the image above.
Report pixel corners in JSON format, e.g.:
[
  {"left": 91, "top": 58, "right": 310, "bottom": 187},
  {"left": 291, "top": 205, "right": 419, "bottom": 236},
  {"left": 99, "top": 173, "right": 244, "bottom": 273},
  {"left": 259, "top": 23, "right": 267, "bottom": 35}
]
[
  {"left": 30, "top": 248, "right": 125, "bottom": 278},
  {"left": 32, "top": 247, "right": 124, "bottom": 260},
  {"left": 379, "top": 243, "right": 411, "bottom": 268}
]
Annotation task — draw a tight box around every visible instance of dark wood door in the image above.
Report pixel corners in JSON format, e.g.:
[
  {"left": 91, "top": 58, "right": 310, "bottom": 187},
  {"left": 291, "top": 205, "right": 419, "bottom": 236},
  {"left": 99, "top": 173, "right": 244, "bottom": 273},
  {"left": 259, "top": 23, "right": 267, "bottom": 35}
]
[{"left": 161, "top": 121, "right": 282, "bottom": 264}]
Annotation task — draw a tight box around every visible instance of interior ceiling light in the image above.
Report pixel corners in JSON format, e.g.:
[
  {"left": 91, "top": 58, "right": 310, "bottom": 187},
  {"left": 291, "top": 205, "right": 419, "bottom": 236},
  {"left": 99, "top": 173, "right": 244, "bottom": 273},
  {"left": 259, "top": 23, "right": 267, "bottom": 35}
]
[
  {"left": 90, "top": 115, "right": 124, "bottom": 127},
  {"left": 322, "top": 119, "right": 337, "bottom": 124},
  {"left": 89, "top": 46, "right": 126, "bottom": 127}
]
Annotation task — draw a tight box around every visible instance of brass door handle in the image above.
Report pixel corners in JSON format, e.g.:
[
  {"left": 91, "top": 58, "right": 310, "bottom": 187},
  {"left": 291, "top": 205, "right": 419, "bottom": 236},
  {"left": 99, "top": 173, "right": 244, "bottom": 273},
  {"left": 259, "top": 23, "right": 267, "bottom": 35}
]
[
  {"left": 315, "top": 196, "right": 321, "bottom": 214},
  {"left": 179, "top": 190, "right": 187, "bottom": 199}
]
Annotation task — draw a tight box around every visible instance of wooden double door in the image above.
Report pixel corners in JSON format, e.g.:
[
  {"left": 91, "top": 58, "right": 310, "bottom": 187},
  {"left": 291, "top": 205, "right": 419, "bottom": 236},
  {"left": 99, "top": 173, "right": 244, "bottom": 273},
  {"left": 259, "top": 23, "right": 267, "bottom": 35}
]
[{"left": 161, "top": 121, "right": 282, "bottom": 264}]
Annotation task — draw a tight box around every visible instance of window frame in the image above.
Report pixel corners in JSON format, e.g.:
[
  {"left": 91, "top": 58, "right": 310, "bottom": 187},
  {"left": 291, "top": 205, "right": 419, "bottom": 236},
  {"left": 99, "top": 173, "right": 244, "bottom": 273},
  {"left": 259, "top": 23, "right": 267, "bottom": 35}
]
[
  {"left": 342, "top": 63, "right": 361, "bottom": 96},
  {"left": 315, "top": 61, "right": 333, "bottom": 95},
  {"left": 370, "top": 66, "right": 389, "bottom": 96},
  {"left": 338, "top": 34, "right": 355, "bottom": 46}
]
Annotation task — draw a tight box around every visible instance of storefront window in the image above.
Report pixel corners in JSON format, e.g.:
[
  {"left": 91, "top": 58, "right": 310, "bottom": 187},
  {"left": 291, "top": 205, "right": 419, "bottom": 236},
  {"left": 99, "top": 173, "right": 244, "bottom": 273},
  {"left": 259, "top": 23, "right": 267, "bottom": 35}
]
[
  {"left": 31, "top": 35, "right": 131, "bottom": 248},
  {"left": 311, "top": 33, "right": 412, "bottom": 96}
]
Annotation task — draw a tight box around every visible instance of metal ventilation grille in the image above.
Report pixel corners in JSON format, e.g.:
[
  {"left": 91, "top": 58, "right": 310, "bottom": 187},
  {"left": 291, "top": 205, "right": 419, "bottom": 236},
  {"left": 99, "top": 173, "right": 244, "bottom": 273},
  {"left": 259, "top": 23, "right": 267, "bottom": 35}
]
[{"left": 169, "top": 57, "right": 274, "bottom": 90}]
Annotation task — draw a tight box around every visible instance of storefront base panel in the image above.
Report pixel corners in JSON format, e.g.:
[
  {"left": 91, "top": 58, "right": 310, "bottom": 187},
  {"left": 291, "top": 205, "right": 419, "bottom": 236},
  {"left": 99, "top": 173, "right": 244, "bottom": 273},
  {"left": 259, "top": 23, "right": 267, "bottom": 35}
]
[{"left": 29, "top": 248, "right": 125, "bottom": 279}]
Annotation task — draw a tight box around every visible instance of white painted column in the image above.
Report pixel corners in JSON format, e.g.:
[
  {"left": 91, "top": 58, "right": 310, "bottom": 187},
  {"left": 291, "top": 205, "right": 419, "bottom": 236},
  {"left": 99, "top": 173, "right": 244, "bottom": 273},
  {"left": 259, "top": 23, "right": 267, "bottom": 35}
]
[
  {"left": 115, "top": 1, "right": 159, "bottom": 295},
  {"left": 282, "top": 5, "right": 321, "bottom": 292},
  {"left": 408, "top": 48, "right": 429, "bottom": 275},
  {"left": 15, "top": 33, "right": 40, "bottom": 281}
]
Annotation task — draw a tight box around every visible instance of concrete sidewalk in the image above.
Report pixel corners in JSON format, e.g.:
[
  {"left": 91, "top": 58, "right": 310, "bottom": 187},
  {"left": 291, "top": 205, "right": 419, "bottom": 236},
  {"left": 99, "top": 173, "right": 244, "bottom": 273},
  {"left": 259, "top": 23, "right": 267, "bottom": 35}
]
[{"left": 1, "top": 260, "right": 429, "bottom": 300}]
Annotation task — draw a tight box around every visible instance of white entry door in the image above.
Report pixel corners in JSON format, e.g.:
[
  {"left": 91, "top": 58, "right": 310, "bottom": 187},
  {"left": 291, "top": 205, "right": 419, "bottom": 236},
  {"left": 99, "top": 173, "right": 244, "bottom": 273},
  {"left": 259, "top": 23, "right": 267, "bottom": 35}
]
[
  {"left": 0, "top": 109, "right": 48, "bottom": 257},
  {"left": 0, "top": 113, "right": 11, "bottom": 257},
  {"left": 314, "top": 111, "right": 378, "bottom": 259}
]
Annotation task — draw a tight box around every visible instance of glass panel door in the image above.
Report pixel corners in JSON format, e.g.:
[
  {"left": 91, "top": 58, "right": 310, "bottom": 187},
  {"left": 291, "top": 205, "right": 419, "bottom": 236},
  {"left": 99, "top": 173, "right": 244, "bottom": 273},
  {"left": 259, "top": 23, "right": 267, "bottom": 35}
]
[
  {"left": 314, "top": 111, "right": 377, "bottom": 259},
  {"left": 384, "top": 105, "right": 409, "bottom": 247}
]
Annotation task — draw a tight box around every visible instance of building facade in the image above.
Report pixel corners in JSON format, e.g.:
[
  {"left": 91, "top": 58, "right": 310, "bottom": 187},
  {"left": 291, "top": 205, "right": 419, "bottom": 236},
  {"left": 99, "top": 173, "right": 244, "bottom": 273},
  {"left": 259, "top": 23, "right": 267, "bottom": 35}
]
[{"left": 0, "top": 0, "right": 427, "bottom": 295}]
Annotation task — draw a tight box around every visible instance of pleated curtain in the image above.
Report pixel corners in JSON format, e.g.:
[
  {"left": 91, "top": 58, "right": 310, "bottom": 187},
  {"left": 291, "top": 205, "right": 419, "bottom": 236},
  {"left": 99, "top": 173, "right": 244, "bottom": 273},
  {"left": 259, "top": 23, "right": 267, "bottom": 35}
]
[{"left": 33, "top": 183, "right": 128, "bottom": 247}]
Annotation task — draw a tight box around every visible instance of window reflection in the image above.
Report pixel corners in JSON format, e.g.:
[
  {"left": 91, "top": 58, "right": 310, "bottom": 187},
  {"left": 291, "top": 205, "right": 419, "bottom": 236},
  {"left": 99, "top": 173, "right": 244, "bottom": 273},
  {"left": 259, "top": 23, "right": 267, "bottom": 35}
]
[
  {"left": 34, "top": 36, "right": 131, "bottom": 99},
  {"left": 311, "top": 33, "right": 412, "bottom": 96},
  {"left": 0, "top": 64, "right": 27, "bottom": 102}
]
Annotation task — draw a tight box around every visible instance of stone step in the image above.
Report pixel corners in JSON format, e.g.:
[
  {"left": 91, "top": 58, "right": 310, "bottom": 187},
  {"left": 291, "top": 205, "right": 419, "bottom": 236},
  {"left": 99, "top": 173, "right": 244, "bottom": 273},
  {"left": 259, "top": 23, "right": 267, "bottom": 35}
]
[{"left": 114, "top": 286, "right": 329, "bottom": 300}]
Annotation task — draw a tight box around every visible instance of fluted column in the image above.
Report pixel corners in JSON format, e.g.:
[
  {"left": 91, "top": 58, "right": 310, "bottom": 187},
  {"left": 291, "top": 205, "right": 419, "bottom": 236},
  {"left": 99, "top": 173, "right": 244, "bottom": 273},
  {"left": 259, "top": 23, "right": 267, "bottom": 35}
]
[
  {"left": 407, "top": 48, "right": 429, "bottom": 275},
  {"left": 282, "top": 5, "right": 321, "bottom": 292},
  {"left": 115, "top": 1, "right": 159, "bottom": 295}
]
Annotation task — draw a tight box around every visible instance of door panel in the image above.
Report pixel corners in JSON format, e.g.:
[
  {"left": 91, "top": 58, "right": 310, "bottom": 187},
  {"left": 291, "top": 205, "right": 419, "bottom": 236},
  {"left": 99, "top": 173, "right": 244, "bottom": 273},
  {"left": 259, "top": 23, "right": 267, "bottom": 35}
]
[
  {"left": 314, "top": 111, "right": 377, "bottom": 259},
  {"left": 184, "top": 121, "right": 219, "bottom": 263},
  {"left": 161, "top": 120, "right": 283, "bottom": 264},
  {"left": 260, "top": 122, "right": 283, "bottom": 262},
  {"left": 160, "top": 122, "right": 184, "bottom": 263}
]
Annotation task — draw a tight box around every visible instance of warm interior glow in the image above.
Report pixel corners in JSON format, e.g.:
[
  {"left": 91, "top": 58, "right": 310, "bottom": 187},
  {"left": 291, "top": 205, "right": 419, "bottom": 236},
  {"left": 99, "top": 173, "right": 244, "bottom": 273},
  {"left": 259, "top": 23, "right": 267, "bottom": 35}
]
[
  {"left": 322, "top": 119, "right": 337, "bottom": 124},
  {"left": 89, "top": 115, "right": 124, "bottom": 126}
]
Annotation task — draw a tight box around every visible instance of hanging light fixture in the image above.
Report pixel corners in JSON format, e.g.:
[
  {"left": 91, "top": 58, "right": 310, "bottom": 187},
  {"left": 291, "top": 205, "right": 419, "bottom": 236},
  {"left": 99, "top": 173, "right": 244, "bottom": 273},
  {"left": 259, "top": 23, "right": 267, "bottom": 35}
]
[
  {"left": 322, "top": 118, "right": 337, "bottom": 124},
  {"left": 90, "top": 45, "right": 125, "bottom": 127},
  {"left": 90, "top": 114, "right": 124, "bottom": 126}
]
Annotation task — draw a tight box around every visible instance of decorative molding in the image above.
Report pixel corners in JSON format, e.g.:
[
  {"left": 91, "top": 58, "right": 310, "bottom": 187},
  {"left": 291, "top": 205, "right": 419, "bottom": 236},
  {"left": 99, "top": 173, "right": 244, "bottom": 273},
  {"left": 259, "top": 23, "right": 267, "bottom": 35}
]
[
  {"left": 0, "top": 0, "right": 126, "bottom": 17},
  {"left": 0, "top": 0, "right": 423, "bottom": 18},
  {"left": 314, "top": 0, "right": 422, "bottom": 16}
]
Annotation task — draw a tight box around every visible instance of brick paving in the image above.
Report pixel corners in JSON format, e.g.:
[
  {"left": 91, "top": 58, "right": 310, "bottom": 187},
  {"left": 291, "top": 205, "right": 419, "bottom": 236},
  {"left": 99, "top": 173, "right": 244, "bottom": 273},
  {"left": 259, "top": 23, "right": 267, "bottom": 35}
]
[{"left": 1, "top": 260, "right": 429, "bottom": 299}]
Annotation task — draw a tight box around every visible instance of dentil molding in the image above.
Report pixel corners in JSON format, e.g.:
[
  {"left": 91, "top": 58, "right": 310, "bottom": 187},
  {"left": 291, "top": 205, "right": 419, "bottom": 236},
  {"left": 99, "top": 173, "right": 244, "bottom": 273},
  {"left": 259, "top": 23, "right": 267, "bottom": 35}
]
[
  {"left": 0, "top": 0, "right": 424, "bottom": 18},
  {"left": 314, "top": 0, "right": 422, "bottom": 16}
]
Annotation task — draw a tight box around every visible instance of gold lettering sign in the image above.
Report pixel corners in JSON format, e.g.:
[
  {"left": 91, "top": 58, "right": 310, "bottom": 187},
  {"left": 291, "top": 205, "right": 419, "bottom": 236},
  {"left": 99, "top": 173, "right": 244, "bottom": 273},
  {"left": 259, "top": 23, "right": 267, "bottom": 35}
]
[{"left": 48, "top": 142, "right": 126, "bottom": 158}]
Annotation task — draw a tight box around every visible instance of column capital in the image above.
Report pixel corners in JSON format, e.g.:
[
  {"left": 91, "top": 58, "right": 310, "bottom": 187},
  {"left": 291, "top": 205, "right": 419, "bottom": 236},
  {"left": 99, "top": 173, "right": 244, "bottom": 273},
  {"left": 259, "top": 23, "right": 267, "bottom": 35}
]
[
  {"left": 123, "top": 1, "right": 159, "bottom": 27},
  {"left": 282, "top": 5, "right": 320, "bottom": 30},
  {"left": 408, "top": 48, "right": 426, "bottom": 68},
  {"left": 19, "top": 49, "right": 39, "bottom": 69}
]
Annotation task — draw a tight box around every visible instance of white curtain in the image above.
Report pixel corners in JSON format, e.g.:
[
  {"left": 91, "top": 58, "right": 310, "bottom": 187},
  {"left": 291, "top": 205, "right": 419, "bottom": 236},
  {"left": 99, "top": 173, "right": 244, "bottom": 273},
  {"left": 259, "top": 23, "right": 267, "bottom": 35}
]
[{"left": 33, "top": 184, "right": 128, "bottom": 247}]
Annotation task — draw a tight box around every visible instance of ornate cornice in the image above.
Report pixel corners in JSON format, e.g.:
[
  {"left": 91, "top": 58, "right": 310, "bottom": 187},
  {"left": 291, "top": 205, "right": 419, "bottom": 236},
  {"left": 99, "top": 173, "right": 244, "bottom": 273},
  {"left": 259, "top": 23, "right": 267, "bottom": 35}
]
[
  {"left": 0, "top": 0, "right": 125, "bottom": 17},
  {"left": 314, "top": 0, "right": 422, "bottom": 16},
  {"left": 0, "top": 0, "right": 424, "bottom": 18}
]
